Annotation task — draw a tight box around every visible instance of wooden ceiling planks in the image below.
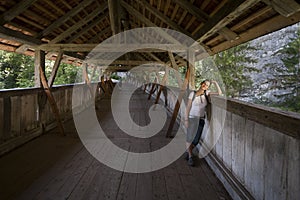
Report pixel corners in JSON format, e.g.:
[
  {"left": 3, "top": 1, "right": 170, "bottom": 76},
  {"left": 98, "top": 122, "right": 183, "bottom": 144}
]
[{"left": 0, "top": 0, "right": 298, "bottom": 66}]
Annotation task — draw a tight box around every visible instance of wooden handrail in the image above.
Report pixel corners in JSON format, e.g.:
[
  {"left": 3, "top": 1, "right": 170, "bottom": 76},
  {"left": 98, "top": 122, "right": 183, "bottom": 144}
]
[{"left": 211, "top": 96, "right": 300, "bottom": 139}]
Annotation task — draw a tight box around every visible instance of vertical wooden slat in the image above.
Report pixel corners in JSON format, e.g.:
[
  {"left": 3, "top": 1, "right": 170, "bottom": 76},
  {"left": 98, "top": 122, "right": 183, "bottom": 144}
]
[
  {"left": 214, "top": 106, "right": 223, "bottom": 159},
  {"left": 244, "top": 119, "right": 255, "bottom": 193},
  {"left": 222, "top": 111, "right": 232, "bottom": 169},
  {"left": 231, "top": 114, "right": 246, "bottom": 182},
  {"left": 0, "top": 98, "right": 3, "bottom": 141},
  {"left": 11, "top": 96, "right": 21, "bottom": 136},
  {"left": 250, "top": 123, "right": 265, "bottom": 200},
  {"left": 287, "top": 136, "right": 300, "bottom": 200},
  {"left": 264, "top": 128, "right": 286, "bottom": 200},
  {"left": 3, "top": 97, "right": 11, "bottom": 140}
]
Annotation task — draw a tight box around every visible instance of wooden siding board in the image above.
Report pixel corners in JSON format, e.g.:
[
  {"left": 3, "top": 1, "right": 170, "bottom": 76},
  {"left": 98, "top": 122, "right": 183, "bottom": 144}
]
[
  {"left": 11, "top": 96, "right": 21, "bottom": 136},
  {"left": 215, "top": 106, "right": 223, "bottom": 160},
  {"left": 231, "top": 114, "right": 245, "bottom": 184},
  {"left": 287, "top": 137, "right": 300, "bottom": 200},
  {"left": 250, "top": 123, "right": 265, "bottom": 200},
  {"left": 222, "top": 111, "right": 232, "bottom": 170},
  {"left": 263, "top": 127, "right": 287, "bottom": 200},
  {"left": 244, "top": 119, "right": 255, "bottom": 195},
  {"left": 3, "top": 97, "right": 11, "bottom": 139},
  {"left": 0, "top": 98, "right": 4, "bottom": 142}
]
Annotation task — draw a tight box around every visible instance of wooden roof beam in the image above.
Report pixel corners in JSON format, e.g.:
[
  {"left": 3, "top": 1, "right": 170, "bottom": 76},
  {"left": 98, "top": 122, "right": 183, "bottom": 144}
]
[
  {"left": 49, "top": 3, "right": 108, "bottom": 44},
  {"left": 38, "top": 43, "right": 195, "bottom": 52},
  {"left": 0, "top": 0, "right": 38, "bottom": 25},
  {"left": 172, "top": 0, "right": 209, "bottom": 23},
  {"left": 136, "top": 0, "right": 194, "bottom": 39},
  {"left": 263, "top": 0, "right": 300, "bottom": 17},
  {"left": 218, "top": 27, "right": 240, "bottom": 42},
  {"left": 87, "top": 26, "right": 111, "bottom": 43},
  {"left": 205, "top": 6, "right": 273, "bottom": 46},
  {"left": 36, "top": 0, "right": 96, "bottom": 38},
  {"left": 121, "top": 0, "right": 181, "bottom": 44},
  {"left": 91, "top": 60, "right": 163, "bottom": 66},
  {"left": 0, "top": 26, "right": 41, "bottom": 45},
  {"left": 65, "top": 11, "right": 109, "bottom": 43},
  {"left": 108, "top": 0, "right": 121, "bottom": 35},
  {"left": 211, "top": 11, "right": 300, "bottom": 54},
  {"left": 195, "top": 0, "right": 260, "bottom": 43}
]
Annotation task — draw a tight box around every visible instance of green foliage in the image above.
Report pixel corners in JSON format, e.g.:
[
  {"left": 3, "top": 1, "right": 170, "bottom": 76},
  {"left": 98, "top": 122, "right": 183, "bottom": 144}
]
[
  {"left": 214, "top": 43, "right": 259, "bottom": 97},
  {"left": 110, "top": 72, "right": 121, "bottom": 80},
  {"left": 52, "top": 62, "right": 82, "bottom": 85},
  {"left": 0, "top": 50, "right": 83, "bottom": 89},
  {"left": 0, "top": 51, "right": 34, "bottom": 89}
]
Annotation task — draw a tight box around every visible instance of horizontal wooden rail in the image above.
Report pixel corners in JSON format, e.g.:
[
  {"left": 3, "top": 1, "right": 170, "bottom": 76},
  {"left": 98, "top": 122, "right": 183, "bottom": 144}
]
[{"left": 211, "top": 96, "right": 300, "bottom": 139}]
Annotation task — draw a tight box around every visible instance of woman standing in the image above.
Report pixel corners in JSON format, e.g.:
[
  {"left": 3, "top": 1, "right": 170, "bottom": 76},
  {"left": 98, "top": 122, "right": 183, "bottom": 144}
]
[{"left": 184, "top": 80, "right": 222, "bottom": 166}]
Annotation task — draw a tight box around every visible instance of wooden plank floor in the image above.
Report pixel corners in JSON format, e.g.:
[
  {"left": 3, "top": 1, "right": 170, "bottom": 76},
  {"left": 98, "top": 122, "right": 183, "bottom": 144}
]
[{"left": 0, "top": 85, "right": 232, "bottom": 200}]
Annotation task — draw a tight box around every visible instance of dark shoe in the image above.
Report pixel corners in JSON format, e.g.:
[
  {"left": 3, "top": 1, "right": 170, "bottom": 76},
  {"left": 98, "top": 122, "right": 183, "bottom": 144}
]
[
  {"left": 184, "top": 152, "right": 189, "bottom": 160},
  {"left": 188, "top": 157, "right": 194, "bottom": 166}
]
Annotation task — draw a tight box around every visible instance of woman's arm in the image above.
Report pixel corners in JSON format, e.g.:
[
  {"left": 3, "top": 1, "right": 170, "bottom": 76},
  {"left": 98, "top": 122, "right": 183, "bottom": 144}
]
[
  {"left": 184, "top": 99, "right": 192, "bottom": 127},
  {"left": 209, "top": 80, "right": 222, "bottom": 95}
]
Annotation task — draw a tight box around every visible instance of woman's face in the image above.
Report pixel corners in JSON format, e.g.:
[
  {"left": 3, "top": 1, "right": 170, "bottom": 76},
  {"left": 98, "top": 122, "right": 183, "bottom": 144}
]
[{"left": 201, "top": 81, "right": 210, "bottom": 90}]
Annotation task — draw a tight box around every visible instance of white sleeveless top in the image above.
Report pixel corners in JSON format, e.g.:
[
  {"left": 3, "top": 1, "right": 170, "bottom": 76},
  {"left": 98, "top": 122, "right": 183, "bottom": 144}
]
[{"left": 188, "top": 91, "right": 209, "bottom": 118}]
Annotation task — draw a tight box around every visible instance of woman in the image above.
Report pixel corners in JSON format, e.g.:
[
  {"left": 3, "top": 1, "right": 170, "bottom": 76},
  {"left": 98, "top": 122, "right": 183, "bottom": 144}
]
[{"left": 184, "top": 80, "right": 222, "bottom": 166}]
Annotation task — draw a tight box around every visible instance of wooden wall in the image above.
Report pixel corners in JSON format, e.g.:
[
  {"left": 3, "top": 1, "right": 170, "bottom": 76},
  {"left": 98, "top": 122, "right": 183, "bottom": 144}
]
[{"left": 0, "top": 83, "right": 98, "bottom": 156}]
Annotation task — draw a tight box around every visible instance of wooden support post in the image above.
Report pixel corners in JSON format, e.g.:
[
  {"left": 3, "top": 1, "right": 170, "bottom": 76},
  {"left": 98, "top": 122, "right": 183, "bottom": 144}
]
[
  {"left": 188, "top": 49, "right": 195, "bottom": 90},
  {"left": 39, "top": 66, "right": 65, "bottom": 135},
  {"left": 83, "top": 64, "right": 94, "bottom": 99},
  {"left": 166, "top": 66, "right": 190, "bottom": 138},
  {"left": 148, "top": 70, "right": 161, "bottom": 100},
  {"left": 34, "top": 50, "right": 45, "bottom": 87},
  {"left": 108, "top": 78, "right": 114, "bottom": 92},
  {"left": 100, "top": 75, "right": 107, "bottom": 94},
  {"left": 155, "top": 67, "right": 168, "bottom": 104},
  {"left": 143, "top": 84, "right": 148, "bottom": 93},
  {"left": 143, "top": 72, "right": 150, "bottom": 93},
  {"left": 148, "top": 79, "right": 158, "bottom": 100},
  {"left": 48, "top": 51, "right": 63, "bottom": 88},
  {"left": 168, "top": 51, "right": 183, "bottom": 87},
  {"left": 106, "top": 72, "right": 114, "bottom": 92}
]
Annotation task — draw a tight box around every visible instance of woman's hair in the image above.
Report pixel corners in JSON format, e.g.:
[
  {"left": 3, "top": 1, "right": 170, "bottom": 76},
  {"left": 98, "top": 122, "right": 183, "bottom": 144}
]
[{"left": 200, "top": 79, "right": 210, "bottom": 85}]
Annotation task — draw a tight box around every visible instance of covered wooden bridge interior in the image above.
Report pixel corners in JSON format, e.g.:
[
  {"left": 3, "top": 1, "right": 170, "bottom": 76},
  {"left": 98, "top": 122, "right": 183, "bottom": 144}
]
[{"left": 0, "top": 0, "right": 300, "bottom": 199}]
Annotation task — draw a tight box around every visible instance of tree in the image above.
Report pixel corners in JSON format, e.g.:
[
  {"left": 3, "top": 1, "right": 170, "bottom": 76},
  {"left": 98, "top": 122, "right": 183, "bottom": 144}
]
[
  {"left": 0, "top": 51, "right": 34, "bottom": 89},
  {"left": 51, "top": 62, "right": 82, "bottom": 85},
  {"left": 272, "top": 27, "right": 300, "bottom": 112},
  {"left": 196, "top": 42, "right": 259, "bottom": 97}
]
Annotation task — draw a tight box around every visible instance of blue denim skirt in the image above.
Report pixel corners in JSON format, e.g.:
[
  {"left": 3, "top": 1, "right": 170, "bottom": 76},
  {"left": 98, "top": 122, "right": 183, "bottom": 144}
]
[{"left": 186, "top": 117, "right": 205, "bottom": 145}]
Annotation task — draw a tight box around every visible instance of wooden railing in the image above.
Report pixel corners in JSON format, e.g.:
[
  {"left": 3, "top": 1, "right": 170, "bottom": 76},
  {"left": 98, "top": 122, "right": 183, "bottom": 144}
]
[
  {"left": 144, "top": 83, "right": 300, "bottom": 200},
  {"left": 0, "top": 82, "right": 103, "bottom": 156}
]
